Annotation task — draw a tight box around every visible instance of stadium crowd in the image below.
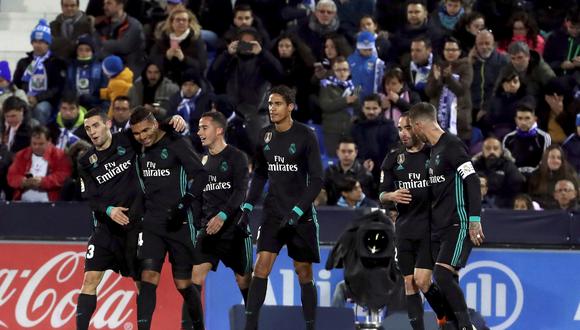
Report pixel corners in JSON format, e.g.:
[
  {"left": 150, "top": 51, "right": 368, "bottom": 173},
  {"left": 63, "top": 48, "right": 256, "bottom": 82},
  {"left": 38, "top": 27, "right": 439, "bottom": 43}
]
[{"left": 0, "top": 0, "right": 578, "bottom": 211}]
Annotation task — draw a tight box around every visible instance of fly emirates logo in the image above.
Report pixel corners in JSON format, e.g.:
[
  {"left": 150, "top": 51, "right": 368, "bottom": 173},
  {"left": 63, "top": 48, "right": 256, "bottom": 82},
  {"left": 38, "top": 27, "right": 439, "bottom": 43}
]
[
  {"left": 397, "top": 172, "right": 429, "bottom": 189},
  {"left": 204, "top": 175, "right": 231, "bottom": 191},
  {"left": 429, "top": 168, "right": 446, "bottom": 184},
  {"left": 268, "top": 155, "right": 298, "bottom": 172},
  {"left": 96, "top": 160, "right": 131, "bottom": 184},
  {"left": 142, "top": 161, "right": 171, "bottom": 177}
]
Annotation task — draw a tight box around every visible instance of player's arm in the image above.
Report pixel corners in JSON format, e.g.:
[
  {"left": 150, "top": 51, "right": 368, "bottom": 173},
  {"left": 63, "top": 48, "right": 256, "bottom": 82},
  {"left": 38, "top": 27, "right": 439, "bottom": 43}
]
[
  {"left": 244, "top": 137, "right": 268, "bottom": 209},
  {"left": 173, "top": 137, "right": 208, "bottom": 198},
  {"left": 292, "top": 131, "right": 324, "bottom": 217},
  {"left": 452, "top": 142, "right": 484, "bottom": 245},
  {"left": 379, "top": 151, "right": 411, "bottom": 205}
]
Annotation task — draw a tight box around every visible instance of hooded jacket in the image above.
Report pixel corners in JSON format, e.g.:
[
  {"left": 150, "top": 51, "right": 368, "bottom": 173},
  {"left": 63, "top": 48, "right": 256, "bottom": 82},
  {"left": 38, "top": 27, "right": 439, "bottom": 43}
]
[
  {"left": 499, "top": 50, "right": 556, "bottom": 98},
  {"left": 101, "top": 67, "right": 133, "bottom": 116},
  {"left": 127, "top": 64, "right": 179, "bottom": 113}
]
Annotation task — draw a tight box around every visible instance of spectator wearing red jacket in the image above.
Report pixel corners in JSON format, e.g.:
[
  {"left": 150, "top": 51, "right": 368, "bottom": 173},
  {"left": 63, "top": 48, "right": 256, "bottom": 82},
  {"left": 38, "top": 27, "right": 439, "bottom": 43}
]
[{"left": 7, "top": 125, "right": 71, "bottom": 202}]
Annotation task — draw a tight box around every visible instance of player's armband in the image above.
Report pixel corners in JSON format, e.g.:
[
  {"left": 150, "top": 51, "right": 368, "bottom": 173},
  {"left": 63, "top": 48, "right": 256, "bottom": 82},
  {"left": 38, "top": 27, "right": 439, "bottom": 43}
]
[{"left": 457, "top": 161, "right": 476, "bottom": 179}]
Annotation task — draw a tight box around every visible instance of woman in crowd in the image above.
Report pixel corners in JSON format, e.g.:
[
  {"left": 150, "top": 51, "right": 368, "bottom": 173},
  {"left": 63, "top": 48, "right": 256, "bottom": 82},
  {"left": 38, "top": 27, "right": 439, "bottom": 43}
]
[
  {"left": 378, "top": 68, "right": 420, "bottom": 123},
  {"left": 498, "top": 11, "right": 545, "bottom": 55}
]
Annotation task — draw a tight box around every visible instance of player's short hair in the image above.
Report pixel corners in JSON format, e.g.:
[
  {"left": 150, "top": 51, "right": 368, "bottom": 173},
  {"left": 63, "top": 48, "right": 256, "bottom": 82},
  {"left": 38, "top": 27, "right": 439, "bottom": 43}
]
[
  {"left": 85, "top": 108, "right": 109, "bottom": 123},
  {"left": 31, "top": 125, "right": 50, "bottom": 140},
  {"left": 411, "top": 35, "right": 432, "bottom": 49},
  {"left": 269, "top": 85, "right": 296, "bottom": 105},
  {"left": 408, "top": 102, "right": 437, "bottom": 122},
  {"left": 363, "top": 94, "right": 381, "bottom": 105},
  {"left": 337, "top": 136, "right": 357, "bottom": 148},
  {"left": 338, "top": 176, "right": 359, "bottom": 193},
  {"left": 129, "top": 107, "right": 156, "bottom": 125},
  {"left": 201, "top": 111, "right": 227, "bottom": 130}
]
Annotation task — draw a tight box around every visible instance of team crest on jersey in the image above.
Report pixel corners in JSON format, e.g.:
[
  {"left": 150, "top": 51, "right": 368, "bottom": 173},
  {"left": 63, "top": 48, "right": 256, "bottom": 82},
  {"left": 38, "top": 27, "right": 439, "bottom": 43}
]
[
  {"left": 201, "top": 155, "right": 208, "bottom": 165},
  {"left": 289, "top": 143, "right": 296, "bottom": 155},
  {"left": 264, "top": 132, "right": 272, "bottom": 143},
  {"left": 434, "top": 154, "right": 440, "bottom": 166},
  {"left": 397, "top": 153, "right": 405, "bottom": 165},
  {"left": 89, "top": 154, "right": 98, "bottom": 164},
  {"left": 425, "top": 159, "right": 430, "bottom": 169},
  {"left": 117, "top": 146, "right": 126, "bottom": 156},
  {"left": 161, "top": 148, "right": 168, "bottom": 159},
  {"left": 220, "top": 161, "right": 228, "bottom": 172}
]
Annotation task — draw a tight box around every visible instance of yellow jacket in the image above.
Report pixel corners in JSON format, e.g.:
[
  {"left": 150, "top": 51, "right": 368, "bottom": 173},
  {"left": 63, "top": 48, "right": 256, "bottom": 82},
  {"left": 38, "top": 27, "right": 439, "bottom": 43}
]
[{"left": 100, "top": 67, "right": 133, "bottom": 116}]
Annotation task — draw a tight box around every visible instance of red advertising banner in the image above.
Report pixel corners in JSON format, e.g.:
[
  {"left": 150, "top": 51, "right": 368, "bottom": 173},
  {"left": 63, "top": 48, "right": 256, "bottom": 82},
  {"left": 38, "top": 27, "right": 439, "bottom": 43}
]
[{"left": 0, "top": 242, "right": 183, "bottom": 329}]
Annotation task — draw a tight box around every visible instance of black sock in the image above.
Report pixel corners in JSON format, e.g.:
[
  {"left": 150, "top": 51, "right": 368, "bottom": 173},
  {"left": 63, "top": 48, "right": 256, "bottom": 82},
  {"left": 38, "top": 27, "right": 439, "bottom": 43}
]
[
  {"left": 433, "top": 265, "right": 471, "bottom": 328},
  {"left": 422, "top": 283, "right": 448, "bottom": 320},
  {"left": 406, "top": 293, "right": 424, "bottom": 330},
  {"left": 300, "top": 281, "right": 317, "bottom": 330},
  {"left": 178, "top": 285, "right": 204, "bottom": 330},
  {"left": 76, "top": 293, "right": 97, "bottom": 330},
  {"left": 137, "top": 282, "right": 157, "bottom": 330},
  {"left": 181, "top": 302, "right": 192, "bottom": 330},
  {"left": 240, "top": 287, "right": 249, "bottom": 305},
  {"left": 245, "top": 277, "right": 268, "bottom": 330}
]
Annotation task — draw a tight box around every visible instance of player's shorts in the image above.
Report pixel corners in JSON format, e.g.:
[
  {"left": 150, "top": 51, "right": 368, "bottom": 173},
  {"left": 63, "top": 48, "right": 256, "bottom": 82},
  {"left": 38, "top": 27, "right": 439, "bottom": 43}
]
[
  {"left": 194, "top": 230, "right": 253, "bottom": 276},
  {"left": 256, "top": 210, "right": 320, "bottom": 263},
  {"left": 431, "top": 225, "right": 473, "bottom": 269},
  {"left": 84, "top": 225, "right": 140, "bottom": 280},
  {"left": 137, "top": 223, "right": 196, "bottom": 279},
  {"left": 395, "top": 234, "right": 434, "bottom": 276}
]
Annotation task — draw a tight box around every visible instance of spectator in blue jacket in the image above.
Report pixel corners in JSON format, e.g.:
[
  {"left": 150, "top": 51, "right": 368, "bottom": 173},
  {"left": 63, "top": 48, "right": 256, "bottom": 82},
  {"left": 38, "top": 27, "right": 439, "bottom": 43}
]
[
  {"left": 336, "top": 176, "right": 379, "bottom": 209},
  {"left": 348, "top": 31, "right": 386, "bottom": 100}
]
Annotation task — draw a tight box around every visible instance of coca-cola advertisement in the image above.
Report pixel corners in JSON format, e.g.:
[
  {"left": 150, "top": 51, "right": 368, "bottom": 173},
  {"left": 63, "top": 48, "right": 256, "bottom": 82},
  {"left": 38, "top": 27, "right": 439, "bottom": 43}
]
[{"left": 0, "top": 242, "right": 183, "bottom": 329}]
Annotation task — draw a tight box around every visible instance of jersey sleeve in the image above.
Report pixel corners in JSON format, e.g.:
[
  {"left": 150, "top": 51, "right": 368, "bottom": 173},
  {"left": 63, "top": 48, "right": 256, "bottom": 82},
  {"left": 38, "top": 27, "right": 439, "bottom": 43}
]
[
  {"left": 78, "top": 160, "right": 108, "bottom": 218},
  {"left": 220, "top": 150, "right": 249, "bottom": 220},
  {"left": 379, "top": 152, "right": 396, "bottom": 195},
  {"left": 245, "top": 131, "right": 268, "bottom": 207},
  {"left": 171, "top": 137, "right": 208, "bottom": 197},
  {"left": 448, "top": 139, "right": 482, "bottom": 222},
  {"left": 294, "top": 129, "right": 324, "bottom": 213}
]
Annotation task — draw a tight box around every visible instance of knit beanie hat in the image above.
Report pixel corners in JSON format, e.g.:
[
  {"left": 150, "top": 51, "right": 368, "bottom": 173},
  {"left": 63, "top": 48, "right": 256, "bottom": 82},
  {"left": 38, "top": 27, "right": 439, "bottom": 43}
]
[
  {"left": 76, "top": 35, "right": 96, "bottom": 53},
  {"left": 102, "top": 55, "right": 124, "bottom": 78},
  {"left": 0, "top": 61, "right": 11, "bottom": 82},
  {"left": 357, "top": 31, "right": 376, "bottom": 50},
  {"left": 30, "top": 19, "right": 52, "bottom": 45}
]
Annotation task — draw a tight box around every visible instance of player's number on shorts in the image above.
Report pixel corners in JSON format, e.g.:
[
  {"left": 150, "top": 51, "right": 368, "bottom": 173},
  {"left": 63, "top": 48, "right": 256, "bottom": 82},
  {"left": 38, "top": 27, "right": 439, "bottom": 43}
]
[
  {"left": 138, "top": 232, "right": 144, "bottom": 246},
  {"left": 86, "top": 244, "right": 95, "bottom": 259}
]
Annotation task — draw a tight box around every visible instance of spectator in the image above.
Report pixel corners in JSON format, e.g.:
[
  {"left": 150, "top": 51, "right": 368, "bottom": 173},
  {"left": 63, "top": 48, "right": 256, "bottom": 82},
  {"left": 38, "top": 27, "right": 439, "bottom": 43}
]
[
  {"left": 498, "top": 11, "right": 545, "bottom": 56},
  {"left": 334, "top": 0, "right": 374, "bottom": 43},
  {"left": 351, "top": 94, "right": 398, "bottom": 180},
  {"left": 290, "top": 0, "right": 345, "bottom": 60},
  {"left": 527, "top": 145, "right": 578, "bottom": 208},
  {"left": 167, "top": 69, "right": 212, "bottom": 152},
  {"left": 425, "top": 36, "right": 473, "bottom": 142},
  {"left": 430, "top": 0, "right": 465, "bottom": 36},
  {"left": 389, "top": 0, "right": 443, "bottom": 66},
  {"left": 7, "top": 125, "right": 71, "bottom": 202},
  {"left": 47, "top": 93, "right": 89, "bottom": 150},
  {"left": 401, "top": 36, "right": 433, "bottom": 102},
  {"left": 551, "top": 179, "right": 579, "bottom": 211},
  {"left": 513, "top": 193, "right": 534, "bottom": 210},
  {"left": 542, "top": 8, "right": 580, "bottom": 83},
  {"left": 1, "top": 96, "right": 38, "bottom": 154},
  {"left": 95, "top": 0, "right": 146, "bottom": 75},
  {"left": 312, "top": 33, "right": 353, "bottom": 83},
  {"left": 472, "top": 137, "right": 525, "bottom": 208},
  {"left": 319, "top": 57, "right": 357, "bottom": 153},
  {"left": 50, "top": 0, "right": 94, "bottom": 60},
  {"left": 60, "top": 139, "right": 92, "bottom": 201},
  {"left": 472, "top": 0, "right": 521, "bottom": 41},
  {"left": 500, "top": 41, "right": 556, "bottom": 100},
  {"left": 503, "top": 97, "right": 551, "bottom": 175},
  {"left": 109, "top": 95, "right": 132, "bottom": 132},
  {"left": 127, "top": 61, "right": 179, "bottom": 115},
  {"left": 336, "top": 176, "right": 378, "bottom": 209},
  {"left": 358, "top": 15, "right": 391, "bottom": 62},
  {"left": 271, "top": 32, "right": 316, "bottom": 123},
  {"left": 13, "top": 19, "right": 66, "bottom": 125},
  {"left": 348, "top": 31, "right": 386, "bottom": 100},
  {"left": 208, "top": 27, "right": 283, "bottom": 148},
  {"left": 562, "top": 113, "right": 580, "bottom": 173},
  {"left": 209, "top": 94, "right": 253, "bottom": 158},
  {"left": 0, "top": 61, "right": 28, "bottom": 111},
  {"left": 537, "top": 77, "right": 579, "bottom": 144},
  {"left": 0, "top": 143, "right": 12, "bottom": 200},
  {"left": 222, "top": 4, "right": 271, "bottom": 49},
  {"left": 150, "top": 6, "right": 208, "bottom": 85},
  {"left": 479, "top": 175, "right": 497, "bottom": 209},
  {"left": 453, "top": 11, "right": 485, "bottom": 54},
  {"left": 65, "top": 36, "right": 107, "bottom": 110},
  {"left": 100, "top": 55, "right": 133, "bottom": 115},
  {"left": 534, "top": 0, "right": 578, "bottom": 33},
  {"left": 485, "top": 67, "right": 528, "bottom": 139},
  {"left": 321, "top": 136, "right": 375, "bottom": 206},
  {"left": 378, "top": 68, "right": 421, "bottom": 123},
  {"left": 469, "top": 30, "right": 509, "bottom": 124}
]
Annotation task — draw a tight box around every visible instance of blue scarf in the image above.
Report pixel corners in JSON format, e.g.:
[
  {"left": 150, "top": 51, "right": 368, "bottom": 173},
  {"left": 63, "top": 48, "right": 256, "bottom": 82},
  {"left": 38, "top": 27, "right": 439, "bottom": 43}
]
[
  {"left": 320, "top": 76, "right": 355, "bottom": 95},
  {"left": 438, "top": 5, "right": 465, "bottom": 31},
  {"left": 410, "top": 53, "right": 432, "bottom": 91},
  {"left": 438, "top": 73, "right": 460, "bottom": 135},
  {"left": 177, "top": 89, "right": 201, "bottom": 135},
  {"left": 22, "top": 51, "right": 51, "bottom": 96}
]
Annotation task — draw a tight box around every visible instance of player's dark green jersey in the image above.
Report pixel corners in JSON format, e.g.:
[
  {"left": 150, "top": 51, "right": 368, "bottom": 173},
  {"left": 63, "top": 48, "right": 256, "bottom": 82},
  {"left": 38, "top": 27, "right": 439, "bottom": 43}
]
[
  {"left": 428, "top": 133, "right": 481, "bottom": 232},
  {"left": 201, "top": 145, "right": 249, "bottom": 238},
  {"left": 136, "top": 132, "right": 207, "bottom": 228},
  {"left": 380, "top": 145, "right": 431, "bottom": 239},
  {"left": 246, "top": 122, "right": 323, "bottom": 218}
]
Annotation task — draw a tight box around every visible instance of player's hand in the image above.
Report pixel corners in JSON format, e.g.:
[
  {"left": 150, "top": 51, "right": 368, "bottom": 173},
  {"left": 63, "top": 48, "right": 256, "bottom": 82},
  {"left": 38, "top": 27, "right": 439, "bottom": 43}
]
[
  {"left": 280, "top": 209, "right": 300, "bottom": 231},
  {"left": 169, "top": 115, "right": 187, "bottom": 132},
  {"left": 236, "top": 210, "right": 252, "bottom": 237},
  {"left": 469, "top": 221, "right": 485, "bottom": 246},
  {"left": 167, "top": 193, "right": 195, "bottom": 231},
  {"left": 206, "top": 215, "right": 224, "bottom": 235},
  {"left": 388, "top": 189, "right": 412, "bottom": 204},
  {"left": 110, "top": 207, "right": 130, "bottom": 225}
]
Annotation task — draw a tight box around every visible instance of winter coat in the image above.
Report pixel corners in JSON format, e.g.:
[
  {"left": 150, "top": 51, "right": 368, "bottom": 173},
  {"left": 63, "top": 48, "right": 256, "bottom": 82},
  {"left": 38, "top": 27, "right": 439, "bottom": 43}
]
[
  {"left": 470, "top": 49, "right": 509, "bottom": 111},
  {"left": 319, "top": 84, "right": 354, "bottom": 136},
  {"left": 66, "top": 58, "right": 108, "bottom": 109},
  {"left": 562, "top": 134, "right": 580, "bottom": 174},
  {"left": 498, "top": 34, "right": 545, "bottom": 56},
  {"left": 348, "top": 51, "right": 385, "bottom": 99},
  {"left": 13, "top": 52, "right": 66, "bottom": 108},
  {"left": 351, "top": 117, "right": 398, "bottom": 174},
  {"left": 498, "top": 50, "right": 556, "bottom": 98},
  {"left": 128, "top": 76, "right": 179, "bottom": 111},
  {"left": 100, "top": 67, "right": 133, "bottom": 116},
  {"left": 49, "top": 12, "right": 95, "bottom": 60},
  {"left": 543, "top": 26, "right": 580, "bottom": 82}
]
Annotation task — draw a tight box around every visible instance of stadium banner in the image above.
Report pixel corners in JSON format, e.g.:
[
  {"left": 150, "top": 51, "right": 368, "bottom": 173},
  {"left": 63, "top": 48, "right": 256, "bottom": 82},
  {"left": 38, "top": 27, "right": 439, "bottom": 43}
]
[
  {"left": 204, "top": 247, "right": 580, "bottom": 330},
  {"left": 0, "top": 242, "right": 182, "bottom": 330}
]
